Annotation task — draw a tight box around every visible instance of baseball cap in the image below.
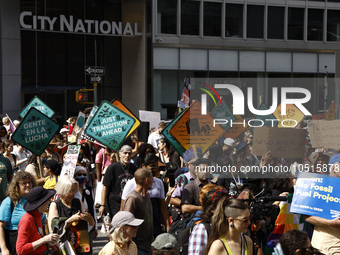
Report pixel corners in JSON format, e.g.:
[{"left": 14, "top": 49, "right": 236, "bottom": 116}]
[
  {"left": 152, "top": 233, "right": 179, "bottom": 251},
  {"left": 109, "top": 211, "right": 143, "bottom": 233}
]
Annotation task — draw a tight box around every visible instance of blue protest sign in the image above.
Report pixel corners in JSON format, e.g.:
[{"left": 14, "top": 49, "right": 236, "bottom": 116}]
[
  {"left": 84, "top": 100, "right": 136, "bottom": 151},
  {"left": 251, "top": 103, "right": 278, "bottom": 133},
  {"left": 291, "top": 172, "right": 340, "bottom": 219},
  {"left": 211, "top": 98, "right": 236, "bottom": 133},
  {"left": 12, "top": 107, "right": 60, "bottom": 155},
  {"left": 19, "top": 96, "right": 55, "bottom": 118}
]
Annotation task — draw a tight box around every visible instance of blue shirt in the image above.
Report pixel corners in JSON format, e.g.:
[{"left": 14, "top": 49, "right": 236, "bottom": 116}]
[{"left": 0, "top": 196, "right": 46, "bottom": 230}]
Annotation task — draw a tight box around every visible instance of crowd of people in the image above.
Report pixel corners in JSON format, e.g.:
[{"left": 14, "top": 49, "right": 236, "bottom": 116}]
[{"left": 0, "top": 115, "right": 337, "bottom": 255}]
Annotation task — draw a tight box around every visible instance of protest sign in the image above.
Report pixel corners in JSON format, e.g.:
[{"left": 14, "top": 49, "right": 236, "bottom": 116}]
[
  {"left": 60, "top": 145, "right": 81, "bottom": 177},
  {"left": 291, "top": 172, "right": 340, "bottom": 219},
  {"left": 251, "top": 103, "right": 278, "bottom": 133},
  {"left": 161, "top": 110, "right": 186, "bottom": 155},
  {"left": 85, "top": 100, "right": 136, "bottom": 151},
  {"left": 308, "top": 120, "right": 340, "bottom": 149},
  {"left": 19, "top": 96, "right": 55, "bottom": 118},
  {"left": 112, "top": 99, "right": 141, "bottom": 138},
  {"left": 169, "top": 101, "right": 225, "bottom": 154},
  {"left": 12, "top": 107, "right": 60, "bottom": 155},
  {"left": 252, "top": 126, "right": 306, "bottom": 158},
  {"left": 224, "top": 114, "right": 248, "bottom": 140},
  {"left": 273, "top": 103, "right": 304, "bottom": 128},
  {"left": 139, "top": 110, "right": 161, "bottom": 131},
  {"left": 211, "top": 98, "right": 235, "bottom": 133}
]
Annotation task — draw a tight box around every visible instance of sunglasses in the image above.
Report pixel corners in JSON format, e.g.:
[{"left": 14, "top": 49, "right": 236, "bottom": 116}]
[
  {"left": 234, "top": 216, "right": 252, "bottom": 223},
  {"left": 211, "top": 188, "right": 228, "bottom": 202},
  {"left": 76, "top": 173, "right": 87, "bottom": 177}
]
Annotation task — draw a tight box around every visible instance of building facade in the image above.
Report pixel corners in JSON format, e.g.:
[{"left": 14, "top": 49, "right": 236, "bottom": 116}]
[{"left": 1, "top": 0, "right": 340, "bottom": 122}]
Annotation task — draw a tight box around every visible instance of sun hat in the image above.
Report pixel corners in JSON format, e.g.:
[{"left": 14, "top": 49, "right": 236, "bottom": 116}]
[
  {"left": 109, "top": 211, "right": 144, "bottom": 233},
  {"left": 24, "top": 186, "right": 56, "bottom": 212},
  {"left": 152, "top": 233, "right": 179, "bottom": 251}
]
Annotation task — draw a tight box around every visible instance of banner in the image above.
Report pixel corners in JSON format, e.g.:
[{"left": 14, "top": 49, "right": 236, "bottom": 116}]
[
  {"left": 60, "top": 145, "right": 81, "bottom": 177},
  {"left": 291, "top": 172, "right": 340, "bottom": 220},
  {"left": 252, "top": 126, "right": 306, "bottom": 158}
]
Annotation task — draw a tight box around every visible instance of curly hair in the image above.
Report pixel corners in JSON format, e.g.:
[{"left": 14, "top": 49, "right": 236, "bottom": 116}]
[
  {"left": 280, "top": 230, "right": 309, "bottom": 255},
  {"left": 7, "top": 171, "right": 36, "bottom": 206}
]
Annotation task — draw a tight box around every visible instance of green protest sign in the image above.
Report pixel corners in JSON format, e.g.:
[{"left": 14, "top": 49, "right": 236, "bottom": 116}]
[
  {"left": 12, "top": 107, "right": 60, "bottom": 155},
  {"left": 211, "top": 98, "right": 236, "bottom": 133},
  {"left": 84, "top": 100, "right": 136, "bottom": 151},
  {"left": 19, "top": 96, "right": 55, "bottom": 118}
]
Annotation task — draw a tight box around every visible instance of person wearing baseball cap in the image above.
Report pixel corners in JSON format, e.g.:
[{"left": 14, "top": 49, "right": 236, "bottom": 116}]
[
  {"left": 152, "top": 233, "right": 179, "bottom": 254},
  {"left": 99, "top": 211, "right": 143, "bottom": 255},
  {"left": 16, "top": 186, "right": 59, "bottom": 255}
]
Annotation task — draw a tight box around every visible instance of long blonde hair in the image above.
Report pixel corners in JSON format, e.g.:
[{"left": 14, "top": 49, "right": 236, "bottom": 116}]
[{"left": 109, "top": 227, "right": 132, "bottom": 248}]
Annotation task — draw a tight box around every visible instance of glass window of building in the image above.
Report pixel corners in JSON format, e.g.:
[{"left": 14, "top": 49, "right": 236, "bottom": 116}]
[
  {"left": 288, "top": 8, "right": 304, "bottom": 40},
  {"left": 308, "top": 9, "right": 323, "bottom": 41},
  {"left": 226, "top": 4, "right": 243, "bottom": 38},
  {"left": 203, "top": 2, "right": 222, "bottom": 37},
  {"left": 268, "top": 6, "right": 284, "bottom": 39},
  {"left": 247, "top": 5, "right": 264, "bottom": 39},
  {"left": 327, "top": 10, "right": 340, "bottom": 41},
  {"left": 181, "top": 0, "right": 200, "bottom": 36},
  {"left": 157, "top": 0, "right": 177, "bottom": 34}
]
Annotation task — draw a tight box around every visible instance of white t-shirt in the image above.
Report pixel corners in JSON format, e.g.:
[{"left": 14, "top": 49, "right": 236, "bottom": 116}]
[
  {"left": 147, "top": 132, "right": 164, "bottom": 149},
  {"left": 121, "top": 177, "right": 165, "bottom": 200},
  {"left": 312, "top": 225, "right": 340, "bottom": 254}
]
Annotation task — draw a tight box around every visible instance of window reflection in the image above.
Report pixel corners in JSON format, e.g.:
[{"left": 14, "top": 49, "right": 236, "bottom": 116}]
[
  {"left": 327, "top": 10, "right": 340, "bottom": 41},
  {"left": 226, "top": 4, "right": 243, "bottom": 38},
  {"left": 308, "top": 9, "right": 323, "bottom": 41}
]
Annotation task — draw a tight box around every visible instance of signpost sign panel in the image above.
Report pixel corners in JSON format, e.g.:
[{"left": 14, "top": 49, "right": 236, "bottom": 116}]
[
  {"left": 85, "top": 100, "right": 136, "bottom": 151},
  {"left": 12, "top": 107, "right": 60, "bottom": 155},
  {"left": 19, "top": 96, "right": 55, "bottom": 119}
]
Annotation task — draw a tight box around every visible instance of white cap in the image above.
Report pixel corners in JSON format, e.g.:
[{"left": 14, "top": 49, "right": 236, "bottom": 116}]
[
  {"left": 109, "top": 211, "right": 144, "bottom": 233},
  {"left": 224, "top": 138, "right": 235, "bottom": 147}
]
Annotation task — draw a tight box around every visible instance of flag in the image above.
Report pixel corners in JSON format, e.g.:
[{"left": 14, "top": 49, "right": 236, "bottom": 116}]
[{"left": 6, "top": 114, "right": 16, "bottom": 133}]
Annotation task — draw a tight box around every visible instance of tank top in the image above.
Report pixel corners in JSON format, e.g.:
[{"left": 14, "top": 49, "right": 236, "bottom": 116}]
[
  {"left": 220, "top": 234, "right": 250, "bottom": 255},
  {"left": 54, "top": 198, "right": 82, "bottom": 217}
]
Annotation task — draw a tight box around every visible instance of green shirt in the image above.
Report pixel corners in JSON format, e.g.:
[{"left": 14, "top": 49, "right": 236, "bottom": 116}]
[{"left": 0, "top": 154, "right": 13, "bottom": 203}]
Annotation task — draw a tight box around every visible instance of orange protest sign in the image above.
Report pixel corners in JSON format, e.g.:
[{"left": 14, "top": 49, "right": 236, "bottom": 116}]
[
  {"left": 169, "top": 101, "right": 225, "bottom": 154},
  {"left": 273, "top": 104, "right": 305, "bottom": 128},
  {"left": 325, "top": 101, "right": 335, "bottom": 120},
  {"left": 224, "top": 114, "right": 248, "bottom": 140},
  {"left": 111, "top": 99, "right": 141, "bottom": 137}
]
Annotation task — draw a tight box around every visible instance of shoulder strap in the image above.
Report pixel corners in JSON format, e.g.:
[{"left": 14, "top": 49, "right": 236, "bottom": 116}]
[
  {"left": 241, "top": 234, "right": 249, "bottom": 255},
  {"left": 10, "top": 199, "right": 15, "bottom": 214},
  {"left": 219, "top": 237, "right": 231, "bottom": 255}
]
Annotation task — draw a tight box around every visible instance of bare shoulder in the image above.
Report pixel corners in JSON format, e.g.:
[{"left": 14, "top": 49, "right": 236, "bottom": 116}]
[{"left": 207, "top": 239, "right": 226, "bottom": 255}]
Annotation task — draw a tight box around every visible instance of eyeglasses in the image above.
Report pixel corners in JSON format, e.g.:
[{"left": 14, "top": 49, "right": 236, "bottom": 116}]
[
  {"left": 211, "top": 188, "right": 228, "bottom": 202},
  {"left": 149, "top": 166, "right": 160, "bottom": 171},
  {"left": 19, "top": 181, "right": 32, "bottom": 186},
  {"left": 234, "top": 217, "right": 252, "bottom": 223},
  {"left": 76, "top": 173, "right": 87, "bottom": 177},
  {"left": 301, "top": 247, "right": 321, "bottom": 255}
]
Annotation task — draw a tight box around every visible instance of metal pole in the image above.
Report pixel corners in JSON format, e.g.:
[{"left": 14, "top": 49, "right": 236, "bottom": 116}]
[
  {"left": 94, "top": 40, "right": 98, "bottom": 106},
  {"left": 324, "top": 65, "right": 328, "bottom": 113}
]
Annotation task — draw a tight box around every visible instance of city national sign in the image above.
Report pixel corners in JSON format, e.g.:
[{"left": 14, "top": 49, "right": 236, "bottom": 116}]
[{"left": 12, "top": 108, "right": 60, "bottom": 155}]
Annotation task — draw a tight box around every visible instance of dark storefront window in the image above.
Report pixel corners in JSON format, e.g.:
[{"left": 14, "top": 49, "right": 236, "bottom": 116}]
[
  {"left": 158, "top": 0, "right": 177, "bottom": 34},
  {"left": 226, "top": 4, "right": 243, "bottom": 38},
  {"left": 181, "top": 0, "right": 200, "bottom": 36},
  {"left": 268, "top": 6, "right": 284, "bottom": 39},
  {"left": 308, "top": 9, "right": 323, "bottom": 41},
  {"left": 247, "top": 5, "right": 264, "bottom": 39},
  {"left": 203, "top": 2, "right": 221, "bottom": 37},
  {"left": 288, "top": 8, "right": 304, "bottom": 40},
  {"left": 327, "top": 10, "right": 340, "bottom": 41}
]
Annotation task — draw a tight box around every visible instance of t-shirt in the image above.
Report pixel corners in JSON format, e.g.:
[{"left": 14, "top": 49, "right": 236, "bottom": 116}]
[
  {"left": 43, "top": 176, "right": 57, "bottom": 190},
  {"left": 311, "top": 225, "right": 340, "bottom": 254},
  {"left": 181, "top": 179, "right": 202, "bottom": 207},
  {"left": 121, "top": 177, "right": 165, "bottom": 200},
  {"left": 25, "top": 163, "right": 39, "bottom": 177},
  {"left": 0, "top": 197, "right": 27, "bottom": 230},
  {"left": 124, "top": 190, "right": 153, "bottom": 252},
  {"left": 103, "top": 162, "right": 136, "bottom": 217},
  {"left": 95, "top": 148, "right": 112, "bottom": 175},
  {"left": 147, "top": 132, "right": 164, "bottom": 149},
  {"left": 0, "top": 154, "right": 13, "bottom": 202},
  {"left": 13, "top": 150, "right": 30, "bottom": 171},
  {"left": 99, "top": 241, "right": 137, "bottom": 255}
]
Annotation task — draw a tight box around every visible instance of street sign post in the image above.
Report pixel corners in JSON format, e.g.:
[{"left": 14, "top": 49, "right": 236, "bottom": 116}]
[
  {"left": 90, "top": 76, "right": 102, "bottom": 83},
  {"left": 12, "top": 107, "right": 60, "bottom": 155}
]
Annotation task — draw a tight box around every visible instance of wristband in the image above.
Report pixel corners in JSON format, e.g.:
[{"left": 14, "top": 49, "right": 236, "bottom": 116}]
[{"left": 100, "top": 204, "right": 105, "bottom": 207}]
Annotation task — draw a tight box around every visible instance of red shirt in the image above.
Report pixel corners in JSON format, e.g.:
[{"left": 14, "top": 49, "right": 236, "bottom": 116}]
[{"left": 16, "top": 210, "right": 47, "bottom": 255}]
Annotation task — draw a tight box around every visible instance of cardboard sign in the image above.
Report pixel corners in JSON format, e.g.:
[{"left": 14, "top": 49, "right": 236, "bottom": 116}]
[
  {"left": 139, "top": 110, "right": 161, "bottom": 131},
  {"left": 169, "top": 101, "right": 225, "bottom": 154},
  {"left": 60, "top": 145, "right": 81, "bottom": 177},
  {"left": 112, "top": 99, "right": 141, "bottom": 138},
  {"left": 291, "top": 172, "right": 340, "bottom": 219},
  {"left": 325, "top": 101, "right": 335, "bottom": 120},
  {"left": 211, "top": 98, "right": 235, "bottom": 133},
  {"left": 251, "top": 103, "right": 278, "bottom": 133},
  {"left": 12, "top": 107, "right": 60, "bottom": 155},
  {"left": 161, "top": 110, "right": 186, "bottom": 155},
  {"left": 308, "top": 120, "right": 340, "bottom": 149},
  {"left": 19, "top": 96, "right": 55, "bottom": 118},
  {"left": 273, "top": 104, "right": 304, "bottom": 128},
  {"left": 307, "top": 120, "right": 323, "bottom": 148},
  {"left": 224, "top": 114, "right": 248, "bottom": 140},
  {"left": 85, "top": 100, "right": 136, "bottom": 151},
  {"left": 252, "top": 126, "right": 306, "bottom": 158}
]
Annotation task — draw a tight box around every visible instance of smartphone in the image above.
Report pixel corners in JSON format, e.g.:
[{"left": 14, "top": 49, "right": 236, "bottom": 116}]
[{"left": 53, "top": 225, "right": 59, "bottom": 234}]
